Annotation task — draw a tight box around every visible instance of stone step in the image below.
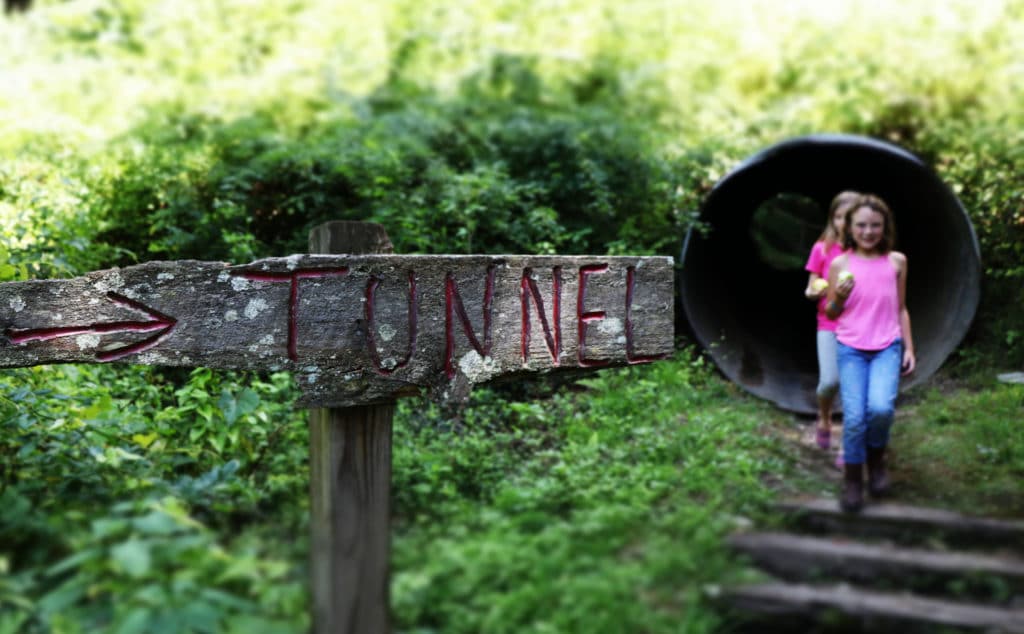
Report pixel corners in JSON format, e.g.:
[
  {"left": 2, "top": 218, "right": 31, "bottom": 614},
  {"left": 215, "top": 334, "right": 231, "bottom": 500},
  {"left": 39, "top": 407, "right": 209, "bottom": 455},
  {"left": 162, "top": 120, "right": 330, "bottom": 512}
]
[
  {"left": 777, "top": 497, "right": 1024, "bottom": 551},
  {"left": 729, "top": 531, "right": 1024, "bottom": 600},
  {"left": 724, "top": 581, "right": 1024, "bottom": 633}
]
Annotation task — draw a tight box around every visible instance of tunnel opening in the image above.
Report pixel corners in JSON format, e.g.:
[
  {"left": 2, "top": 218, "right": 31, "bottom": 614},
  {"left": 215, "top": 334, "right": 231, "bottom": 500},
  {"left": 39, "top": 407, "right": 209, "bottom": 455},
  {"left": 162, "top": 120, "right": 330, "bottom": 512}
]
[
  {"left": 679, "top": 134, "right": 981, "bottom": 414},
  {"left": 750, "top": 193, "right": 823, "bottom": 272}
]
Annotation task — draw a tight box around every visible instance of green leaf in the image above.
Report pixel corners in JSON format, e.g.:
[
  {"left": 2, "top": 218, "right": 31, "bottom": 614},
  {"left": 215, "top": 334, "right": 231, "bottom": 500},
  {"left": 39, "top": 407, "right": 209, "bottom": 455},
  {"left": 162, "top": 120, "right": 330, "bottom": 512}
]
[
  {"left": 133, "top": 511, "right": 181, "bottom": 536},
  {"left": 37, "top": 577, "right": 87, "bottom": 616},
  {"left": 176, "top": 600, "right": 222, "bottom": 632},
  {"left": 218, "top": 390, "right": 238, "bottom": 425},
  {"left": 111, "top": 539, "right": 152, "bottom": 578},
  {"left": 0, "top": 611, "right": 30, "bottom": 634},
  {"left": 209, "top": 432, "right": 225, "bottom": 454},
  {"left": 133, "top": 432, "right": 159, "bottom": 449},
  {"left": 218, "top": 388, "right": 260, "bottom": 425},
  {"left": 46, "top": 548, "right": 100, "bottom": 577},
  {"left": 114, "top": 607, "right": 153, "bottom": 634}
]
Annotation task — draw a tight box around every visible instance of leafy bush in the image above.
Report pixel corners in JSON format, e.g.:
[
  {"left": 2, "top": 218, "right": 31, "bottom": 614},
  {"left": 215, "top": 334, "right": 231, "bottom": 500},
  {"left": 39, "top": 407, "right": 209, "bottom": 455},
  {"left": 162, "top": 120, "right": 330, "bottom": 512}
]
[
  {"left": 0, "top": 365, "right": 310, "bottom": 632},
  {"left": 390, "top": 354, "right": 783, "bottom": 632},
  {"left": 915, "top": 122, "right": 1024, "bottom": 370},
  {"left": 90, "top": 95, "right": 693, "bottom": 266}
]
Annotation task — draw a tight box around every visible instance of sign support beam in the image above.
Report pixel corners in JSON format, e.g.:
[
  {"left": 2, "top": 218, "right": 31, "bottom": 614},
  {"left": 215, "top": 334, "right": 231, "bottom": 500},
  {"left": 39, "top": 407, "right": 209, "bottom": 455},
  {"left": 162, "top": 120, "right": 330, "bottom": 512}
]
[{"left": 309, "top": 221, "right": 395, "bottom": 634}]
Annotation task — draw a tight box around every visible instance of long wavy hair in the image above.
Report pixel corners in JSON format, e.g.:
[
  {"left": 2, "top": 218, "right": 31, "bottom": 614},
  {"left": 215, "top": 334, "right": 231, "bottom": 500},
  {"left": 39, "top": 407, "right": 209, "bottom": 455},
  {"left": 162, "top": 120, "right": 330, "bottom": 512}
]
[
  {"left": 843, "top": 193, "right": 896, "bottom": 254},
  {"left": 816, "top": 190, "right": 860, "bottom": 255}
]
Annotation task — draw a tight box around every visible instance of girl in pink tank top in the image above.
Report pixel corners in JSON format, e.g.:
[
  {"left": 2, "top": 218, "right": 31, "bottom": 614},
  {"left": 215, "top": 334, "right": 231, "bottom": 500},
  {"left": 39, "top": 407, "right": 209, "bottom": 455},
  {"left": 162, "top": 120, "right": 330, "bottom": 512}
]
[
  {"left": 824, "top": 194, "right": 917, "bottom": 513},
  {"left": 834, "top": 252, "right": 902, "bottom": 350}
]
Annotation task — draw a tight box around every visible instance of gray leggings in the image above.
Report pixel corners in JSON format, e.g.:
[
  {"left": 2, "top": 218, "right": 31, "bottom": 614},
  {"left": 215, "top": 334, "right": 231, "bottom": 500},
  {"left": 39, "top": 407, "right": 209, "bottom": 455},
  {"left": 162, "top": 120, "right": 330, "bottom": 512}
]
[{"left": 816, "top": 330, "right": 840, "bottom": 399}]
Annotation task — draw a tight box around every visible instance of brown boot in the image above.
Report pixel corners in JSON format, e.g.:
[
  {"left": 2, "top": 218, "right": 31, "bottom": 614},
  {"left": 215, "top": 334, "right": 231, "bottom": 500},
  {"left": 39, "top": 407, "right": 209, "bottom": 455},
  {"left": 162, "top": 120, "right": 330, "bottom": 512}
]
[
  {"left": 839, "top": 463, "right": 864, "bottom": 513},
  {"left": 866, "top": 445, "right": 891, "bottom": 498}
]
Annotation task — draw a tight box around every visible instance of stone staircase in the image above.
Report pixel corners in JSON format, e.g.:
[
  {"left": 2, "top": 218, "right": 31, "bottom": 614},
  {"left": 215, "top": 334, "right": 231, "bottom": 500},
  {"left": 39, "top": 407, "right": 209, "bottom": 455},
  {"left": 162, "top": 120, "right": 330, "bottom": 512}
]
[{"left": 723, "top": 497, "right": 1024, "bottom": 633}]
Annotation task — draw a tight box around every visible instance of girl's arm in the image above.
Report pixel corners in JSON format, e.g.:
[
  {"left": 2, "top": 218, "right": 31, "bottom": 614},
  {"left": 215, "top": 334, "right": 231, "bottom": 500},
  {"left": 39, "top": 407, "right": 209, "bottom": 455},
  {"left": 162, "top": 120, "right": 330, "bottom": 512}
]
[
  {"left": 893, "top": 252, "right": 916, "bottom": 375},
  {"left": 804, "top": 243, "right": 827, "bottom": 300},
  {"left": 824, "top": 255, "right": 852, "bottom": 320}
]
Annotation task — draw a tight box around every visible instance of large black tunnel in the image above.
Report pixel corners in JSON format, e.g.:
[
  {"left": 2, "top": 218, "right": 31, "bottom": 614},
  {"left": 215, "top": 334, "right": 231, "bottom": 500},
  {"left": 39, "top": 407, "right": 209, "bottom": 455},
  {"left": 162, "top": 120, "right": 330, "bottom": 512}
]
[{"left": 679, "top": 134, "right": 981, "bottom": 414}]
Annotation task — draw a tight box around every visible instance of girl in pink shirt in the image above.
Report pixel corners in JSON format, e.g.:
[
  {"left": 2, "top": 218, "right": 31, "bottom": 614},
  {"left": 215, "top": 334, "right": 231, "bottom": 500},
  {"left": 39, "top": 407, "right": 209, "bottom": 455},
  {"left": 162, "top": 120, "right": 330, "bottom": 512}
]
[
  {"left": 825, "top": 194, "right": 916, "bottom": 513},
  {"left": 804, "top": 191, "right": 859, "bottom": 458}
]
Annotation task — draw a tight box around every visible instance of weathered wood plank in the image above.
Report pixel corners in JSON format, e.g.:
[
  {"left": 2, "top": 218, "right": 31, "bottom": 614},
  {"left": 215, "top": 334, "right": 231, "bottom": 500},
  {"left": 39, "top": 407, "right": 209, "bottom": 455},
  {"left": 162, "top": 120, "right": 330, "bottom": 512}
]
[
  {"left": 777, "top": 497, "right": 1024, "bottom": 550},
  {"left": 724, "top": 582, "right": 1024, "bottom": 632},
  {"left": 729, "top": 531, "right": 1024, "bottom": 594},
  {"left": 0, "top": 254, "right": 674, "bottom": 407},
  {"left": 310, "top": 397, "right": 394, "bottom": 634}
]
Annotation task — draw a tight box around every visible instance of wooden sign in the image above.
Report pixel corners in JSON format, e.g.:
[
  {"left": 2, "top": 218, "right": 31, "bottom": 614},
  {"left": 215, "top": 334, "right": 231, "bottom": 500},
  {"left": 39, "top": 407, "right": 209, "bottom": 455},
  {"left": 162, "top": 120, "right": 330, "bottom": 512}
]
[{"left": 0, "top": 254, "right": 674, "bottom": 407}]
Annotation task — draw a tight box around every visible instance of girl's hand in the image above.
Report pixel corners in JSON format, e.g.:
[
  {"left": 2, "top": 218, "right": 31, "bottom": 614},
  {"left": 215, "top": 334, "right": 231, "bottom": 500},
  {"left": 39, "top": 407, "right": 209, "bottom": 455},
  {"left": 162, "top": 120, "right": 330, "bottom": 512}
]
[
  {"left": 806, "top": 277, "right": 828, "bottom": 300},
  {"left": 901, "top": 349, "right": 916, "bottom": 376},
  {"left": 806, "top": 287, "right": 826, "bottom": 301},
  {"left": 835, "top": 275, "right": 855, "bottom": 299}
]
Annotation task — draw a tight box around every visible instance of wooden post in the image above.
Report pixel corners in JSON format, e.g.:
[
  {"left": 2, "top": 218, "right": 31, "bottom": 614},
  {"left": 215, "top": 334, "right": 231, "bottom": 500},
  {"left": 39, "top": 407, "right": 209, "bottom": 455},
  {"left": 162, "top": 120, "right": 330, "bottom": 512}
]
[{"left": 309, "top": 221, "right": 395, "bottom": 634}]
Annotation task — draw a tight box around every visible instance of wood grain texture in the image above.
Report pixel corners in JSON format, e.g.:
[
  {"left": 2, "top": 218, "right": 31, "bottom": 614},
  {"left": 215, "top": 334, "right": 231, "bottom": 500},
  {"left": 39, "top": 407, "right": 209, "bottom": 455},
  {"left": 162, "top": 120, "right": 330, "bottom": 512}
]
[
  {"left": 777, "top": 497, "right": 1024, "bottom": 549},
  {"left": 729, "top": 531, "right": 1024, "bottom": 588},
  {"left": 725, "top": 582, "right": 1024, "bottom": 631},
  {"left": 0, "top": 254, "right": 674, "bottom": 407},
  {"left": 308, "top": 221, "right": 394, "bottom": 634},
  {"left": 309, "top": 403, "right": 394, "bottom": 634}
]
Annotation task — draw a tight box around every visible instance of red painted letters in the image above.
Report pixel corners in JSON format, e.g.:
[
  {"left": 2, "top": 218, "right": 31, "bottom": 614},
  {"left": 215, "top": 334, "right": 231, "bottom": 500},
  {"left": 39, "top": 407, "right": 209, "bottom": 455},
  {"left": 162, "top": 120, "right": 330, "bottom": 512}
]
[
  {"left": 231, "top": 262, "right": 658, "bottom": 373},
  {"left": 444, "top": 266, "right": 496, "bottom": 378},
  {"left": 577, "top": 264, "right": 610, "bottom": 367},
  {"left": 365, "top": 272, "right": 418, "bottom": 374},
  {"left": 520, "top": 267, "right": 562, "bottom": 365},
  {"left": 236, "top": 268, "right": 349, "bottom": 361},
  {"left": 625, "top": 266, "right": 666, "bottom": 364}
]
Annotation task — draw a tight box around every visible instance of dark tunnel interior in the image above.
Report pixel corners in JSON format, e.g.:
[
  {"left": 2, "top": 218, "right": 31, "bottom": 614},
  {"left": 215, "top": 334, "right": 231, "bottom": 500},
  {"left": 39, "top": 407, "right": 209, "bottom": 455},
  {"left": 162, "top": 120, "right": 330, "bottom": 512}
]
[{"left": 678, "top": 134, "right": 981, "bottom": 414}]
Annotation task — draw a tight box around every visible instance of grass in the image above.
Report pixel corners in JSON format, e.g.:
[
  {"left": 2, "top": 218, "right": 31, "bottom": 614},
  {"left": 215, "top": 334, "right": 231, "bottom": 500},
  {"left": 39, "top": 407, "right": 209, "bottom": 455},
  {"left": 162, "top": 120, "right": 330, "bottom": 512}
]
[
  {"left": 892, "top": 377, "right": 1024, "bottom": 518},
  {"left": 388, "top": 351, "right": 791, "bottom": 632}
]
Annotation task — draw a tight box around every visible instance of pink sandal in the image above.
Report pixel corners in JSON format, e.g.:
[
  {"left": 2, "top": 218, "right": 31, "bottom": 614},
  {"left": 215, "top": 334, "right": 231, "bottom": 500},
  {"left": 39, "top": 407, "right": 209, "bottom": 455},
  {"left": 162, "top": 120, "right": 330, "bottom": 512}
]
[{"left": 815, "top": 424, "right": 831, "bottom": 450}]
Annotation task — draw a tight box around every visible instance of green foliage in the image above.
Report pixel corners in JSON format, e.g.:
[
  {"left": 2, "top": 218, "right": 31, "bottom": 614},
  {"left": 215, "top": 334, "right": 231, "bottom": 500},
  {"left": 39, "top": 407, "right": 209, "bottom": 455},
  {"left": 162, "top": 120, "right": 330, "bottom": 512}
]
[
  {"left": 912, "top": 121, "right": 1024, "bottom": 370},
  {"left": 895, "top": 382, "right": 1024, "bottom": 517},
  {"left": 390, "top": 355, "right": 782, "bottom": 632},
  {"left": 6, "top": 497, "right": 300, "bottom": 634},
  {"left": 0, "top": 365, "right": 310, "bottom": 632},
  {"left": 0, "top": 355, "right": 791, "bottom": 633},
  {"left": 0, "top": 160, "right": 120, "bottom": 281},
  {"left": 87, "top": 99, "right": 687, "bottom": 266}
]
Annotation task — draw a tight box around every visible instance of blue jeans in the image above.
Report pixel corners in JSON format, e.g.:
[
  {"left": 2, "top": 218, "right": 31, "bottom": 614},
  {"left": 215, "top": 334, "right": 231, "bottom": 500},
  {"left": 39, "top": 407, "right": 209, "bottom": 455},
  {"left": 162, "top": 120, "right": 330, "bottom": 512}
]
[{"left": 837, "top": 340, "right": 903, "bottom": 464}]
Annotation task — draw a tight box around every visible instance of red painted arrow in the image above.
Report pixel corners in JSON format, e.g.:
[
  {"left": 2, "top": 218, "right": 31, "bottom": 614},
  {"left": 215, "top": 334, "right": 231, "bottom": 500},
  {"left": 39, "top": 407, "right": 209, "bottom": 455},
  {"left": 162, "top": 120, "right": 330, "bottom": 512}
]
[{"left": 4, "top": 292, "right": 177, "bottom": 362}]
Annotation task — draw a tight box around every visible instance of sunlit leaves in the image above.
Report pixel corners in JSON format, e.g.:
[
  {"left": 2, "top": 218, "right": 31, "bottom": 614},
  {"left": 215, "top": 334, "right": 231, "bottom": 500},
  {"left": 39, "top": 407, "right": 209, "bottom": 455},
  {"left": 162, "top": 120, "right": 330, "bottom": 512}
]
[{"left": 0, "top": 364, "right": 307, "bottom": 632}]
